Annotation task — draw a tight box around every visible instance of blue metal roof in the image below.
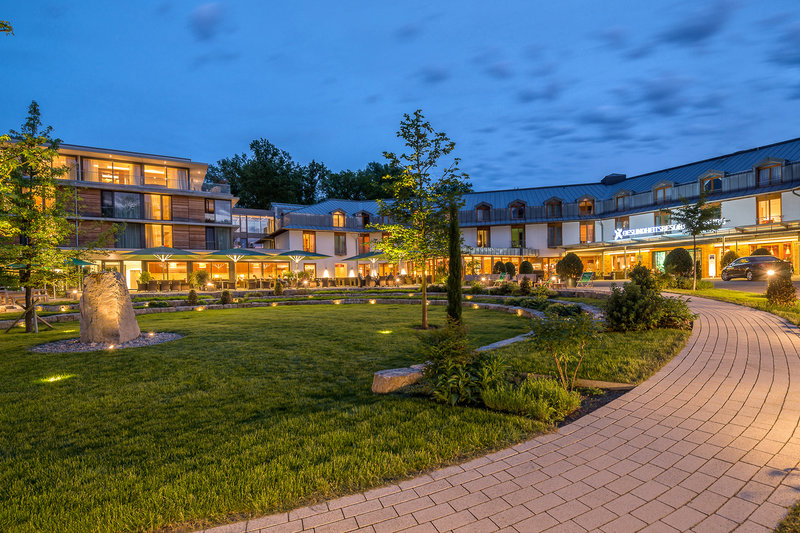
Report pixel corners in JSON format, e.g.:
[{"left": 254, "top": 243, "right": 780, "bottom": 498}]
[{"left": 290, "top": 198, "right": 383, "bottom": 216}]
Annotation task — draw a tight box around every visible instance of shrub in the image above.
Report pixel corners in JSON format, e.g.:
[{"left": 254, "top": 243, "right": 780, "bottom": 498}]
[
  {"left": 555, "top": 252, "right": 584, "bottom": 280},
  {"left": 469, "top": 282, "right": 485, "bottom": 295},
  {"left": 505, "top": 262, "right": 516, "bottom": 277},
  {"left": 249, "top": 292, "right": 263, "bottom": 298},
  {"left": 189, "top": 270, "right": 210, "bottom": 289},
  {"left": 493, "top": 261, "right": 506, "bottom": 274},
  {"left": 519, "top": 276, "right": 532, "bottom": 295},
  {"left": 532, "top": 312, "right": 601, "bottom": 391},
  {"left": 220, "top": 290, "right": 233, "bottom": 305},
  {"left": 488, "top": 282, "right": 518, "bottom": 295},
  {"left": 658, "top": 296, "right": 697, "bottom": 329},
  {"left": 751, "top": 247, "right": 772, "bottom": 256},
  {"left": 670, "top": 276, "right": 712, "bottom": 290},
  {"left": 629, "top": 264, "right": 658, "bottom": 294},
  {"left": 138, "top": 271, "right": 152, "bottom": 284},
  {"left": 421, "top": 322, "right": 507, "bottom": 406},
  {"left": 426, "top": 284, "right": 446, "bottom": 293},
  {"left": 545, "top": 302, "right": 583, "bottom": 318},
  {"left": 532, "top": 285, "right": 557, "bottom": 299},
  {"left": 483, "top": 376, "right": 581, "bottom": 423},
  {"left": 273, "top": 280, "right": 284, "bottom": 296},
  {"left": 664, "top": 248, "right": 693, "bottom": 276},
  {"left": 721, "top": 250, "right": 739, "bottom": 268},
  {"left": 520, "top": 260, "right": 534, "bottom": 274},
  {"left": 187, "top": 289, "right": 198, "bottom": 306},
  {"left": 505, "top": 296, "right": 549, "bottom": 311},
  {"left": 604, "top": 283, "right": 663, "bottom": 331},
  {"left": 148, "top": 300, "right": 170, "bottom": 308},
  {"left": 766, "top": 275, "right": 797, "bottom": 307}
]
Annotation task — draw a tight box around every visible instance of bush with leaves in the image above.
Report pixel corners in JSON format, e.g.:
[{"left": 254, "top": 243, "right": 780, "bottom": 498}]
[
  {"left": 532, "top": 285, "right": 557, "bottom": 299},
  {"left": 493, "top": 261, "right": 506, "bottom": 274},
  {"left": 482, "top": 376, "right": 581, "bottom": 423},
  {"left": 504, "top": 296, "right": 549, "bottom": 311},
  {"left": 189, "top": 270, "right": 210, "bottom": 289},
  {"left": 426, "top": 284, "right": 446, "bottom": 293},
  {"left": 421, "top": 322, "right": 507, "bottom": 405},
  {"left": 555, "top": 252, "right": 584, "bottom": 280},
  {"left": 138, "top": 271, "right": 152, "bottom": 284},
  {"left": 520, "top": 260, "right": 534, "bottom": 274},
  {"left": 220, "top": 290, "right": 233, "bottom": 304},
  {"left": 663, "top": 248, "right": 693, "bottom": 276},
  {"left": 273, "top": 280, "right": 284, "bottom": 296},
  {"left": 531, "top": 312, "right": 601, "bottom": 391},
  {"left": 545, "top": 302, "right": 584, "bottom": 318},
  {"left": 148, "top": 300, "right": 170, "bottom": 308},
  {"left": 504, "top": 262, "right": 516, "bottom": 277},
  {"left": 721, "top": 250, "right": 739, "bottom": 268},
  {"left": 751, "top": 247, "right": 771, "bottom": 256},
  {"left": 519, "top": 276, "right": 532, "bottom": 295},
  {"left": 488, "top": 281, "right": 518, "bottom": 295},
  {"left": 658, "top": 296, "right": 697, "bottom": 329},
  {"left": 186, "top": 289, "right": 198, "bottom": 306},
  {"left": 469, "top": 282, "right": 485, "bottom": 295},
  {"left": 766, "top": 274, "right": 797, "bottom": 307}
]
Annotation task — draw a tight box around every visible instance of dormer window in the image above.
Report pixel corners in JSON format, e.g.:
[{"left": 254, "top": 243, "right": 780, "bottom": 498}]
[
  {"left": 654, "top": 185, "right": 671, "bottom": 204},
  {"left": 332, "top": 211, "right": 345, "bottom": 227},
  {"left": 578, "top": 198, "right": 594, "bottom": 216},
  {"left": 509, "top": 201, "right": 525, "bottom": 220},
  {"left": 476, "top": 205, "right": 491, "bottom": 222},
  {"left": 615, "top": 193, "right": 629, "bottom": 211},
  {"left": 357, "top": 213, "right": 370, "bottom": 227},
  {"left": 545, "top": 200, "right": 562, "bottom": 218},
  {"left": 700, "top": 174, "right": 722, "bottom": 193},
  {"left": 757, "top": 164, "right": 782, "bottom": 187}
]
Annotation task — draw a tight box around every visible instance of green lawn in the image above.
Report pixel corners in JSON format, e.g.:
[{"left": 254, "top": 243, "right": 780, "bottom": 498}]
[
  {"left": 0, "top": 305, "right": 537, "bottom": 533},
  {"left": 777, "top": 501, "right": 800, "bottom": 532},
  {"left": 668, "top": 288, "right": 800, "bottom": 326}
]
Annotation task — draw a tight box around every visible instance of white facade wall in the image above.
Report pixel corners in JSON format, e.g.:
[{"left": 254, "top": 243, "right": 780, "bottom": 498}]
[
  {"left": 721, "top": 197, "right": 756, "bottom": 227},
  {"left": 562, "top": 221, "right": 580, "bottom": 246},
  {"left": 462, "top": 226, "right": 478, "bottom": 248},
  {"left": 490, "top": 226, "right": 511, "bottom": 248},
  {"left": 629, "top": 213, "right": 654, "bottom": 230},
  {"left": 781, "top": 191, "right": 800, "bottom": 223},
  {"left": 526, "top": 224, "right": 551, "bottom": 256}
]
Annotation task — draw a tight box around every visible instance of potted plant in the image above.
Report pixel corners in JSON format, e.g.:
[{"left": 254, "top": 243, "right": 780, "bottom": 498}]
[
  {"left": 555, "top": 252, "right": 584, "bottom": 287},
  {"left": 137, "top": 271, "right": 152, "bottom": 292}
]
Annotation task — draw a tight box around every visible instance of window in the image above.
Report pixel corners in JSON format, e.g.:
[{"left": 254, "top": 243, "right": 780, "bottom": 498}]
[
  {"left": 332, "top": 211, "right": 345, "bottom": 227},
  {"left": 335, "top": 263, "right": 347, "bottom": 278},
  {"left": 357, "top": 213, "right": 370, "bottom": 227},
  {"left": 578, "top": 199, "right": 594, "bottom": 216},
  {"left": 476, "top": 205, "right": 491, "bottom": 222},
  {"left": 615, "top": 217, "right": 629, "bottom": 230},
  {"left": 358, "top": 234, "right": 369, "bottom": 254},
  {"left": 144, "top": 194, "right": 171, "bottom": 221},
  {"left": 701, "top": 175, "right": 722, "bottom": 193},
  {"left": 143, "top": 165, "right": 167, "bottom": 187},
  {"left": 547, "top": 223, "right": 562, "bottom": 247},
  {"left": 83, "top": 159, "right": 140, "bottom": 185},
  {"left": 115, "top": 223, "right": 142, "bottom": 248},
  {"left": 616, "top": 193, "right": 629, "bottom": 211},
  {"left": 101, "top": 191, "right": 142, "bottom": 219},
  {"left": 53, "top": 155, "right": 78, "bottom": 180},
  {"left": 304, "top": 263, "right": 316, "bottom": 279},
  {"left": 546, "top": 200, "right": 562, "bottom": 218},
  {"left": 205, "top": 198, "right": 215, "bottom": 222},
  {"left": 511, "top": 225, "right": 525, "bottom": 248},
  {"left": 580, "top": 221, "right": 594, "bottom": 243},
  {"left": 476, "top": 227, "right": 490, "bottom": 247},
  {"left": 215, "top": 200, "right": 231, "bottom": 224},
  {"left": 654, "top": 185, "right": 671, "bottom": 204},
  {"left": 302, "top": 231, "right": 316, "bottom": 253},
  {"left": 655, "top": 210, "right": 671, "bottom": 226},
  {"left": 205, "top": 227, "right": 216, "bottom": 250},
  {"left": 145, "top": 224, "right": 173, "bottom": 247},
  {"left": 757, "top": 164, "right": 782, "bottom": 187},
  {"left": 757, "top": 194, "right": 782, "bottom": 224},
  {"left": 510, "top": 202, "right": 525, "bottom": 220},
  {"left": 334, "top": 233, "right": 347, "bottom": 255}
]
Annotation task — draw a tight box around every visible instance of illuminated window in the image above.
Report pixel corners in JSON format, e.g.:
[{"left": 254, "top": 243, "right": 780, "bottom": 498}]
[
  {"left": 615, "top": 217, "right": 629, "bottom": 230},
  {"left": 53, "top": 155, "right": 78, "bottom": 180},
  {"left": 358, "top": 234, "right": 370, "bottom": 254},
  {"left": 547, "top": 223, "right": 562, "bottom": 247},
  {"left": 580, "top": 221, "right": 594, "bottom": 243},
  {"left": 302, "top": 231, "right": 316, "bottom": 253},
  {"left": 757, "top": 164, "right": 782, "bottom": 186},
  {"left": 332, "top": 211, "right": 345, "bottom": 227},
  {"left": 511, "top": 225, "right": 525, "bottom": 248},
  {"left": 616, "top": 193, "right": 629, "bottom": 211},
  {"left": 578, "top": 199, "right": 594, "bottom": 215},
  {"left": 334, "top": 233, "right": 347, "bottom": 255},
  {"left": 83, "top": 158, "right": 140, "bottom": 185},
  {"left": 545, "top": 200, "right": 562, "bottom": 218},
  {"left": 757, "top": 194, "right": 781, "bottom": 224},
  {"left": 477, "top": 227, "right": 490, "bottom": 247},
  {"left": 144, "top": 194, "right": 171, "bottom": 221},
  {"left": 701, "top": 175, "right": 722, "bottom": 193},
  {"left": 654, "top": 185, "right": 671, "bottom": 204},
  {"left": 145, "top": 224, "right": 173, "bottom": 247}
]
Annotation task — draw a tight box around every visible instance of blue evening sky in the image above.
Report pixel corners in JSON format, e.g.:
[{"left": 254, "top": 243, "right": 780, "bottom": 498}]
[{"left": 3, "top": 1, "right": 800, "bottom": 192}]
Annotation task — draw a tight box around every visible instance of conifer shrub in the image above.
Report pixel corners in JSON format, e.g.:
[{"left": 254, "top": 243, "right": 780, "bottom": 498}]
[
  {"left": 505, "top": 262, "right": 516, "bottom": 277},
  {"left": 766, "top": 275, "right": 797, "bottom": 307},
  {"left": 520, "top": 260, "right": 534, "bottom": 274},
  {"left": 187, "top": 289, "right": 199, "bottom": 306},
  {"left": 555, "top": 252, "right": 584, "bottom": 280},
  {"left": 493, "top": 261, "right": 506, "bottom": 274},
  {"left": 664, "top": 248, "right": 693, "bottom": 277},
  {"left": 220, "top": 290, "right": 233, "bottom": 305},
  {"left": 721, "top": 250, "right": 739, "bottom": 268},
  {"left": 751, "top": 247, "right": 771, "bottom": 256}
]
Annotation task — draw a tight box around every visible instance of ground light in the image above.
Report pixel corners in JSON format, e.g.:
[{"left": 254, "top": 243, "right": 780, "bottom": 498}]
[
  {"left": 369, "top": 299, "right": 376, "bottom": 304},
  {"left": 378, "top": 330, "right": 392, "bottom": 334},
  {"left": 38, "top": 374, "right": 75, "bottom": 384},
  {"left": 473, "top": 304, "right": 480, "bottom": 309}
]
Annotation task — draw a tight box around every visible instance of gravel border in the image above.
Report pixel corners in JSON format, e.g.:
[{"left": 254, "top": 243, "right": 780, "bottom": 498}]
[{"left": 30, "top": 332, "right": 184, "bottom": 353}]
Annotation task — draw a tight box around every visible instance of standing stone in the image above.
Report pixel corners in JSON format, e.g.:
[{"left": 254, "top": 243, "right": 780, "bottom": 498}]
[{"left": 80, "top": 271, "right": 140, "bottom": 344}]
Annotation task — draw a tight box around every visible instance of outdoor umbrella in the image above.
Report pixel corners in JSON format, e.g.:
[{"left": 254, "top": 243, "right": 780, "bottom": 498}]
[
  {"left": 123, "top": 246, "right": 197, "bottom": 280},
  {"left": 273, "top": 250, "right": 330, "bottom": 273},
  {"left": 65, "top": 258, "right": 95, "bottom": 267},
  {"left": 343, "top": 250, "right": 388, "bottom": 277},
  {"left": 204, "top": 248, "right": 271, "bottom": 285}
]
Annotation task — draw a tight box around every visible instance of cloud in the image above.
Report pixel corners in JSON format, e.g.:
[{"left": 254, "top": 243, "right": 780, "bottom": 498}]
[
  {"left": 769, "top": 21, "right": 800, "bottom": 66},
  {"left": 657, "top": 0, "right": 737, "bottom": 47},
  {"left": 595, "top": 27, "right": 628, "bottom": 49},
  {"left": 418, "top": 66, "right": 450, "bottom": 84},
  {"left": 517, "top": 80, "right": 564, "bottom": 103},
  {"left": 191, "top": 50, "right": 240, "bottom": 68},
  {"left": 635, "top": 75, "right": 692, "bottom": 116},
  {"left": 472, "top": 47, "right": 515, "bottom": 80},
  {"left": 189, "top": 2, "right": 226, "bottom": 41},
  {"left": 394, "top": 23, "right": 422, "bottom": 42},
  {"left": 577, "top": 106, "right": 634, "bottom": 141}
]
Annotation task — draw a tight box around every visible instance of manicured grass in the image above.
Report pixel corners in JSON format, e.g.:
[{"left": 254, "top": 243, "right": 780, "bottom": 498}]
[
  {"left": 777, "top": 501, "right": 800, "bottom": 532},
  {"left": 495, "top": 328, "right": 691, "bottom": 385},
  {"left": 0, "top": 304, "right": 536, "bottom": 533},
  {"left": 554, "top": 296, "right": 608, "bottom": 308},
  {"left": 668, "top": 288, "right": 800, "bottom": 326}
]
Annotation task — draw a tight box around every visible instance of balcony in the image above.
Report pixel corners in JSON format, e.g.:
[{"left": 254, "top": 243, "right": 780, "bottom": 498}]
[
  {"left": 464, "top": 246, "right": 540, "bottom": 257},
  {"left": 73, "top": 170, "right": 231, "bottom": 194},
  {"left": 274, "top": 212, "right": 378, "bottom": 232}
]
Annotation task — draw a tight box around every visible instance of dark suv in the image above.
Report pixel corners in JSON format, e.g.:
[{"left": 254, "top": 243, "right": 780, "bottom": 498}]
[{"left": 720, "top": 255, "right": 793, "bottom": 281}]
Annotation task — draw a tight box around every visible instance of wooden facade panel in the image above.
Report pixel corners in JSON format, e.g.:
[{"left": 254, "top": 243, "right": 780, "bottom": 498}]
[
  {"left": 189, "top": 225, "right": 206, "bottom": 249},
  {"left": 77, "top": 188, "right": 101, "bottom": 217},
  {"left": 172, "top": 224, "right": 190, "bottom": 249},
  {"left": 172, "top": 196, "right": 190, "bottom": 221},
  {"left": 73, "top": 221, "right": 114, "bottom": 247},
  {"left": 188, "top": 198, "right": 205, "bottom": 222}
]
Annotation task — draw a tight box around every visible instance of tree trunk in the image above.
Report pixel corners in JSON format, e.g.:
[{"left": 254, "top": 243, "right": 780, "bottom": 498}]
[
  {"left": 421, "top": 263, "right": 428, "bottom": 329},
  {"left": 24, "top": 283, "right": 33, "bottom": 333},
  {"left": 692, "top": 236, "right": 697, "bottom": 291},
  {"left": 446, "top": 202, "right": 462, "bottom": 324}
]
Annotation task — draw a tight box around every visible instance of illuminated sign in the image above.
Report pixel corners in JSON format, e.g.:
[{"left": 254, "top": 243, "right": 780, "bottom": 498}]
[{"left": 614, "top": 224, "right": 683, "bottom": 240}]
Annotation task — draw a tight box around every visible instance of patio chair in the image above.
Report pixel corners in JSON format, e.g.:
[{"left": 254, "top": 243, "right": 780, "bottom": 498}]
[
  {"left": 170, "top": 280, "right": 181, "bottom": 291},
  {"left": 576, "top": 272, "right": 595, "bottom": 288},
  {"left": 147, "top": 280, "right": 158, "bottom": 292},
  {"left": 180, "top": 282, "right": 190, "bottom": 291},
  {"left": 159, "top": 280, "right": 171, "bottom": 292}
]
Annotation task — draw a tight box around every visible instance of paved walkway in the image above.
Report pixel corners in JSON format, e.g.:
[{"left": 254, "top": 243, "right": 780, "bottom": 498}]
[{"left": 204, "top": 296, "right": 800, "bottom": 533}]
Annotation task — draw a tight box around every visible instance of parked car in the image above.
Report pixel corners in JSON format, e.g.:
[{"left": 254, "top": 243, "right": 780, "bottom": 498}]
[{"left": 720, "top": 255, "right": 793, "bottom": 281}]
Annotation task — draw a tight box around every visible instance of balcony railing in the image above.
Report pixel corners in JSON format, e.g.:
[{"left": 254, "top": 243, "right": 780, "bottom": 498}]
[
  {"left": 275, "top": 212, "right": 380, "bottom": 232},
  {"left": 67, "top": 170, "right": 231, "bottom": 194}
]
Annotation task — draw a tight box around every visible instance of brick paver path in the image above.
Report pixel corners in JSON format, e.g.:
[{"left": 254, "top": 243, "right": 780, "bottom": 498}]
[{"left": 202, "top": 296, "right": 800, "bottom": 533}]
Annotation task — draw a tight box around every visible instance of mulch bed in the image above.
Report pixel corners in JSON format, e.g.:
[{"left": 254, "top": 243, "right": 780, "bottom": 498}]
[{"left": 30, "top": 332, "right": 183, "bottom": 353}]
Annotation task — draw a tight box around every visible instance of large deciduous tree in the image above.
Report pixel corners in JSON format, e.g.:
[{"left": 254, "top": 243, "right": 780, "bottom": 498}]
[
  {"left": 1, "top": 102, "right": 80, "bottom": 332},
  {"left": 320, "top": 162, "right": 403, "bottom": 201},
  {"left": 668, "top": 194, "right": 723, "bottom": 290},
  {"left": 372, "top": 110, "right": 470, "bottom": 329}
]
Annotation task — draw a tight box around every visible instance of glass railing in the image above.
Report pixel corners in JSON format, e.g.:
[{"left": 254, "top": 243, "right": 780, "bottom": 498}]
[{"left": 76, "top": 171, "right": 231, "bottom": 194}]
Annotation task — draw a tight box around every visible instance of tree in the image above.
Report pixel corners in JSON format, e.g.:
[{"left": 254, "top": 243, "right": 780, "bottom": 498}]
[
  {"left": 751, "top": 247, "right": 771, "bottom": 256},
  {"left": 446, "top": 202, "right": 462, "bottom": 324},
  {"left": 320, "top": 162, "right": 404, "bottom": 200},
  {"left": 556, "top": 252, "right": 584, "bottom": 281},
  {"left": 1, "top": 21, "right": 12, "bottom": 35},
  {"left": 372, "top": 110, "right": 470, "bottom": 329},
  {"left": 668, "top": 194, "right": 723, "bottom": 290},
  {"left": 520, "top": 260, "right": 534, "bottom": 274},
  {"left": 721, "top": 250, "right": 739, "bottom": 268},
  {"left": 664, "top": 247, "right": 693, "bottom": 277},
  {"left": 0, "top": 102, "right": 79, "bottom": 332}
]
